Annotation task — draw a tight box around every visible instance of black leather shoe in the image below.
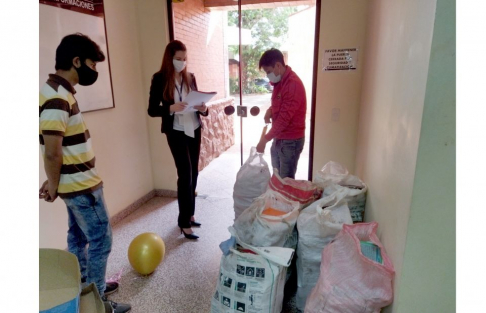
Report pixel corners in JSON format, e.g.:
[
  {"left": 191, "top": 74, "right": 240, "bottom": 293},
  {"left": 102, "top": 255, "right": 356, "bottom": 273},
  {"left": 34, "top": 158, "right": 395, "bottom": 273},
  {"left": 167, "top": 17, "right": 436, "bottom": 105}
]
[
  {"left": 102, "top": 297, "right": 131, "bottom": 313},
  {"left": 190, "top": 221, "right": 201, "bottom": 227},
  {"left": 180, "top": 228, "right": 199, "bottom": 240},
  {"left": 104, "top": 282, "right": 119, "bottom": 296}
]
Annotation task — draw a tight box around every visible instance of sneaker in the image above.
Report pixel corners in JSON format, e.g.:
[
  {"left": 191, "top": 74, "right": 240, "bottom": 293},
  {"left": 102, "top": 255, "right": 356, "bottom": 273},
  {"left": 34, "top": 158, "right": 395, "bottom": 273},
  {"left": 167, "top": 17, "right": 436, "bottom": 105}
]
[
  {"left": 104, "top": 282, "right": 119, "bottom": 296},
  {"left": 103, "top": 297, "right": 131, "bottom": 313}
]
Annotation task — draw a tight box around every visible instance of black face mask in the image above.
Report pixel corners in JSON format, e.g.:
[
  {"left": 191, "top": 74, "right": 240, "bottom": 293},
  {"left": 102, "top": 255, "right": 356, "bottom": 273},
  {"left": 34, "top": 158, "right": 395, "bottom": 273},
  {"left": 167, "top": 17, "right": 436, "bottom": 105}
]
[{"left": 75, "top": 61, "right": 98, "bottom": 86}]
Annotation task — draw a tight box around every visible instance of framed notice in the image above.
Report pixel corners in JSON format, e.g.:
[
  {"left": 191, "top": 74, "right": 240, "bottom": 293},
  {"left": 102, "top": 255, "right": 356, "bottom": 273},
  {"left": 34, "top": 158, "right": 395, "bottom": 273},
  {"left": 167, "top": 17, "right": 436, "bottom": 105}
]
[
  {"left": 39, "top": 0, "right": 115, "bottom": 112},
  {"left": 323, "top": 48, "right": 358, "bottom": 71}
]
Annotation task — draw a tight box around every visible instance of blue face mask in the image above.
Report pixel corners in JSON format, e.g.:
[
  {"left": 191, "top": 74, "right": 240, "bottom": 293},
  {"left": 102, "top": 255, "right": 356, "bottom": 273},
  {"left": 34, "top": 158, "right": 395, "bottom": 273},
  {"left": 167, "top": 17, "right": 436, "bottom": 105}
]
[{"left": 267, "top": 69, "right": 281, "bottom": 83}]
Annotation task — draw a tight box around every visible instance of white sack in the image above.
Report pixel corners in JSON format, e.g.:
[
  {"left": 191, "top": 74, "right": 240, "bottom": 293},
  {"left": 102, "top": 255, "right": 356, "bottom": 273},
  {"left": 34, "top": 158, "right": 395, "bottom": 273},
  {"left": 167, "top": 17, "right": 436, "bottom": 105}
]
[
  {"left": 234, "top": 189, "right": 300, "bottom": 247},
  {"left": 211, "top": 227, "right": 294, "bottom": 313},
  {"left": 313, "top": 161, "right": 367, "bottom": 222},
  {"left": 233, "top": 147, "right": 271, "bottom": 220},
  {"left": 295, "top": 193, "right": 353, "bottom": 310}
]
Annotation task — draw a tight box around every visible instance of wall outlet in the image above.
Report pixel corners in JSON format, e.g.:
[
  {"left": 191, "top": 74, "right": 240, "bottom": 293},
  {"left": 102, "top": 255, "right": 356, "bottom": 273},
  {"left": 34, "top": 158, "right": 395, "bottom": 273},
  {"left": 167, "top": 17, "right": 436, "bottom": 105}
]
[{"left": 332, "top": 108, "right": 340, "bottom": 121}]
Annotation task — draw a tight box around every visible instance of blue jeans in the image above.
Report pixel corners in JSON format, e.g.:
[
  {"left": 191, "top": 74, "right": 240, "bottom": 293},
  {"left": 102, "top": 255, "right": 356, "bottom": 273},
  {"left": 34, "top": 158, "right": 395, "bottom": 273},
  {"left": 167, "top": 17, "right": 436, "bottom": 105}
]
[
  {"left": 63, "top": 188, "right": 112, "bottom": 296},
  {"left": 270, "top": 137, "right": 305, "bottom": 179}
]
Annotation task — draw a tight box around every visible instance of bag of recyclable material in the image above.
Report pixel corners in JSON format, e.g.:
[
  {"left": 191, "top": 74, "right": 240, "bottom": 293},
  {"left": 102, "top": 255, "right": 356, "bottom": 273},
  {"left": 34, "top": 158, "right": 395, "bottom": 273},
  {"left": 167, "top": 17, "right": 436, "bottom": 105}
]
[
  {"left": 295, "top": 193, "right": 353, "bottom": 310},
  {"left": 234, "top": 189, "right": 300, "bottom": 247},
  {"left": 269, "top": 169, "right": 322, "bottom": 209},
  {"left": 313, "top": 161, "right": 367, "bottom": 222},
  {"left": 211, "top": 227, "right": 294, "bottom": 313},
  {"left": 233, "top": 147, "right": 271, "bottom": 220},
  {"left": 305, "top": 222, "right": 395, "bottom": 313}
]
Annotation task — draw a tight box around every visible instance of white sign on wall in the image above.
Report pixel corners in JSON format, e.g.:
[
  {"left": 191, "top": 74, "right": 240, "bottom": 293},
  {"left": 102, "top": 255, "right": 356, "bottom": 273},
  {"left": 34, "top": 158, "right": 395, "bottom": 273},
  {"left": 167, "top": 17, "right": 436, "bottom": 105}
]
[
  {"left": 39, "top": 2, "right": 114, "bottom": 112},
  {"left": 323, "top": 48, "right": 358, "bottom": 71}
]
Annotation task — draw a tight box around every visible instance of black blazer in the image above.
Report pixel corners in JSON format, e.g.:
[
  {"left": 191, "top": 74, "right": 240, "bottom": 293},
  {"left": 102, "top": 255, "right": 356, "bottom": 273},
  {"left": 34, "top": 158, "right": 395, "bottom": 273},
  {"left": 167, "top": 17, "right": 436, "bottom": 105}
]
[{"left": 148, "top": 72, "right": 209, "bottom": 133}]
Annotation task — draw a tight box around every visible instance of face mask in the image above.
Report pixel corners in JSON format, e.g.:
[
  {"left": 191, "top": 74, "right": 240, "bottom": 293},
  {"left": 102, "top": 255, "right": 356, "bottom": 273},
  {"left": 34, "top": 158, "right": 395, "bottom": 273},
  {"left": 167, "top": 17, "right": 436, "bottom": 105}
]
[
  {"left": 75, "top": 61, "right": 98, "bottom": 86},
  {"left": 267, "top": 69, "right": 281, "bottom": 84},
  {"left": 173, "top": 59, "right": 186, "bottom": 73}
]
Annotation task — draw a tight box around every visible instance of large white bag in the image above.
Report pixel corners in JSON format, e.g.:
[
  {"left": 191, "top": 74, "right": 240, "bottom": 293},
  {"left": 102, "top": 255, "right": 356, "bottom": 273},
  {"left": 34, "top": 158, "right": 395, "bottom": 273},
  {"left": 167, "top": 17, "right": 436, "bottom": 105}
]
[
  {"left": 211, "top": 227, "right": 294, "bottom": 313},
  {"left": 313, "top": 161, "right": 367, "bottom": 222},
  {"left": 305, "top": 222, "right": 395, "bottom": 313},
  {"left": 233, "top": 147, "right": 271, "bottom": 220},
  {"left": 295, "top": 193, "right": 353, "bottom": 310},
  {"left": 233, "top": 189, "right": 300, "bottom": 247}
]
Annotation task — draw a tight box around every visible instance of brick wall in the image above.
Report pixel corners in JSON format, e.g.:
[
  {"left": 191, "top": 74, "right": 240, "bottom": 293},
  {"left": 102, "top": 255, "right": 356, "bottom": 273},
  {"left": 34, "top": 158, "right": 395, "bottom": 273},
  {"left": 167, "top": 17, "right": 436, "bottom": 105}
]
[{"left": 173, "top": 0, "right": 227, "bottom": 100}]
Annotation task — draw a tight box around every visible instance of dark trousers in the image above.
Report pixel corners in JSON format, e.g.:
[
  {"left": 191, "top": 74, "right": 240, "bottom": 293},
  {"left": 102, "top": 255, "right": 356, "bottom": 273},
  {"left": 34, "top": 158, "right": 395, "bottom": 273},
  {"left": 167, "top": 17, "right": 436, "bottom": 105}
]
[{"left": 166, "top": 127, "right": 201, "bottom": 228}]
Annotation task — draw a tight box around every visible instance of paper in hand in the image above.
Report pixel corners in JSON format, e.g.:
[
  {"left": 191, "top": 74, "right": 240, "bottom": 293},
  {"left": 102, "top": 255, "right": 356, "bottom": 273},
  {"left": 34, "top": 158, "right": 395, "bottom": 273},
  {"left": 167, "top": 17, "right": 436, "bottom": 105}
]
[{"left": 177, "top": 90, "right": 217, "bottom": 114}]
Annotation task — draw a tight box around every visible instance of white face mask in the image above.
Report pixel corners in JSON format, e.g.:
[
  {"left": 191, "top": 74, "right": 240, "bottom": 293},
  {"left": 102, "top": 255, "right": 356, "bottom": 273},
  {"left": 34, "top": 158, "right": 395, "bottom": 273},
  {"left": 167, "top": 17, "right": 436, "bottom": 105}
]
[
  {"left": 267, "top": 70, "right": 281, "bottom": 84},
  {"left": 173, "top": 59, "right": 186, "bottom": 73}
]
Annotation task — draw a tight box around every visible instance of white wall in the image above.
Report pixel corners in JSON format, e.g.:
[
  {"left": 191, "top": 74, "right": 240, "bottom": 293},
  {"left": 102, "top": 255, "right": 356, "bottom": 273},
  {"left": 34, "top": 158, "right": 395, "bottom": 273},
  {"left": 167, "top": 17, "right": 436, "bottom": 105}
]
[
  {"left": 394, "top": 0, "right": 455, "bottom": 311},
  {"left": 39, "top": 0, "right": 154, "bottom": 248},
  {"left": 312, "top": 0, "right": 369, "bottom": 174},
  {"left": 135, "top": 0, "right": 178, "bottom": 191},
  {"left": 354, "top": 0, "right": 439, "bottom": 311},
  {"left": 288, "top": 6, "right": 316, "bottom": 114}
]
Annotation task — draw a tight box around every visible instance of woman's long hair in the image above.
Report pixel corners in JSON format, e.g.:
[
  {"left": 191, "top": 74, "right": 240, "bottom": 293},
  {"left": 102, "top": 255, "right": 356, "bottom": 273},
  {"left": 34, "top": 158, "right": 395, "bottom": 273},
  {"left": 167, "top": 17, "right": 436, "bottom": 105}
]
[{"left": 159, "top": 40, "right": 191, "bottom": 102}]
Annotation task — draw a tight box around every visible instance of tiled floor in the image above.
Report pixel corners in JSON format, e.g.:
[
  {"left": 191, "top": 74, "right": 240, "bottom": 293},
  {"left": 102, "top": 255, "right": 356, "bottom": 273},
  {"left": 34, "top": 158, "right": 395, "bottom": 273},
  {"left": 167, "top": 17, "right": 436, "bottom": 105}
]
[{"left": 106, "top": 152, "right": 302, "bottom": 312}]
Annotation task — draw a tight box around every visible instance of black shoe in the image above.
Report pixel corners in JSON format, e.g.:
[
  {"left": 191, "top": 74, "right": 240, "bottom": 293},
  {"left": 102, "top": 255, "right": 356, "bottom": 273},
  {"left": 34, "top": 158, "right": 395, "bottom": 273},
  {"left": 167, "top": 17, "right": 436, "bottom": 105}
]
[
  {"left": 190, "top": 221, "right": 201, "bottom": 227},
  {"left": 103, "top": 297, "right": 131, "bottom": 313},
  {"left": 180, "top": 228, "right": 199, "bottom": 240},
  {"left": 104, "top": 282, "right": 119, "bottom": 296}
]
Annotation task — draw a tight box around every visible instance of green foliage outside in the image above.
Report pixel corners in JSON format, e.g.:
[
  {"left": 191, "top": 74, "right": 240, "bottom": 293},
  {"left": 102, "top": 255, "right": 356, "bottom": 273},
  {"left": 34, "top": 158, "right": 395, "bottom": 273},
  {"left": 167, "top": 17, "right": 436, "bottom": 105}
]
[
  {"left": 229, "top": 77, "right": 239, "bottom": 95},
  {"left": 228, "top": 7, "right": 297, "bottom": 95}
]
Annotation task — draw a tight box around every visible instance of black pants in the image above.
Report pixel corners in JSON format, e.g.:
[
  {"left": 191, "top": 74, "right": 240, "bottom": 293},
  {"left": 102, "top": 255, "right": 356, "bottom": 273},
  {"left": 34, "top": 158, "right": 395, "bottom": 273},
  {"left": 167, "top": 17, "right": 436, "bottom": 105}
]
[{"left": 166, "top": 127, "right": 201, "bottom": 228}]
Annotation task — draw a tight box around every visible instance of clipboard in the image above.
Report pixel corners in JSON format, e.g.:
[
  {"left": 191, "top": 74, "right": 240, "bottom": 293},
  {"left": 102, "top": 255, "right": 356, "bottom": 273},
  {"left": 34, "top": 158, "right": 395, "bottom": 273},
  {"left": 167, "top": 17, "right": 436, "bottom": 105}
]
[{"left": 176, "top": 90, "right": 217, "bottom": 114}]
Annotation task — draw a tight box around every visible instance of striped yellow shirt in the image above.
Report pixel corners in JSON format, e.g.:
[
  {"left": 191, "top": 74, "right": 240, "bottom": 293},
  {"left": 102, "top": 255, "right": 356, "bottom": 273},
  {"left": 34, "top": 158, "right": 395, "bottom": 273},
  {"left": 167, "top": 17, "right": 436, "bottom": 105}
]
[{"left": 39, "top": 74, "right": 102, "bottom": 198}]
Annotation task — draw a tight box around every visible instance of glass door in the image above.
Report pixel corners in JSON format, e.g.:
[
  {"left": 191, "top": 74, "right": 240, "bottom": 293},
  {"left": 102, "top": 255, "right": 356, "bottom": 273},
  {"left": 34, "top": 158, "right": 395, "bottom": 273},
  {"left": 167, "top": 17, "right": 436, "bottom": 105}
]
[{"left": 232, "top": 1, "right": 316, "bottom": 179}]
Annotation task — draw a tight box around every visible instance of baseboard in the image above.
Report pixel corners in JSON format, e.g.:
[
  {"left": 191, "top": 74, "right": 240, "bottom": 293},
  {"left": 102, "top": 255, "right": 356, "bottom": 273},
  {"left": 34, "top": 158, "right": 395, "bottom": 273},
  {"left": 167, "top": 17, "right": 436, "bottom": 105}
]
[
  {"left": 154, "top": 189, "right": 178, "bottom": 198},
  {"left": 110, "top": 189, "right": 177, "bottom": 226}
]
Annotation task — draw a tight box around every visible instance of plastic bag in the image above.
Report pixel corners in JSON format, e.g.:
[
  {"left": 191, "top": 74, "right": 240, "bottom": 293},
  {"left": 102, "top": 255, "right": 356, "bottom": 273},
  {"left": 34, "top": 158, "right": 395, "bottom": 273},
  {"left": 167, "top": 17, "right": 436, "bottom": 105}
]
[
  {"left": 233, "top": 147, "right": 271, "bottom": 220},
  {"left": 233, "top": 189, "right": 300, "bottom": 247},
  {"left": 295, "top": 193, "right": 353, "bottom": 310},
  {"left": 305, "top": 222, "right": 395, "bottom": 313},
  {"left": 269, "top": 169, "right": 322, "bottom": 209},
  {"left": 313, "top": 161, "right": 367, "bottom": 222},
  {"left": 211, "top": 227, "right": 294, "bottom": 313}
]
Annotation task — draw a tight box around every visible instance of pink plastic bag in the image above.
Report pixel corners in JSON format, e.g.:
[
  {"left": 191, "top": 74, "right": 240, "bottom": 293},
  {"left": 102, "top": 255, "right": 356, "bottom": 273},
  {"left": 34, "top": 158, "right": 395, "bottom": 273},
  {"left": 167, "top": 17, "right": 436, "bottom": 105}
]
[{"left": 305, "top": 222, "right": 395, "bottom": 313}]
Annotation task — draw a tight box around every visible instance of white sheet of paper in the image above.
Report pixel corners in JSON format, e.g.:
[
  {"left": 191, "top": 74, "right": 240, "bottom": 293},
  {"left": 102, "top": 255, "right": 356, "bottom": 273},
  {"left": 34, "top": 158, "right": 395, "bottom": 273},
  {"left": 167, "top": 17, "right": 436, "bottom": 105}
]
[{"left": 176, "top": 90, "right": 217, "bottom": 114}]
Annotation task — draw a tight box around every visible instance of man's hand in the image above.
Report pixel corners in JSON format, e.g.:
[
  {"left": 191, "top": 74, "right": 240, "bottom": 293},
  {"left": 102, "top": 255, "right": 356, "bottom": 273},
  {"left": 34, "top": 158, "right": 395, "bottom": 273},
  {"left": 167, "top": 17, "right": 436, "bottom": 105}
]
[
  {"left": 170, "top": 102, "right": 188, "bottom": 113},
  {"left": 264, "top": 108, "right": 272, "bottom": 124},
  {"left": 39, "top": 180, "right": 58, "bottom": 202},
  {"left": 42, "top": 134, "right": 63, "bottom": 203},
  {"left": 46, "top": 182, "right": 58, "bottom": 202},
  {"left": 39, "top": 180, "right": 49, "bottom": 199},
  {"left": 256, "top": 138, "right": 269, "bottom": 153},
  {"left": 194, "top": 102, "right": 208, "bottom": 113}
]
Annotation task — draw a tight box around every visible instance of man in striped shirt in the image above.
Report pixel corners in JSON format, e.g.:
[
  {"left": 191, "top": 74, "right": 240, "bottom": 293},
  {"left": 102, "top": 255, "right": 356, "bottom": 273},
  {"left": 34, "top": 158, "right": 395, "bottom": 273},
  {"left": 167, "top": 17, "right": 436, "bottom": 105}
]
[{"left": 39, "top": 33, "right": 131, "bottom": 313}]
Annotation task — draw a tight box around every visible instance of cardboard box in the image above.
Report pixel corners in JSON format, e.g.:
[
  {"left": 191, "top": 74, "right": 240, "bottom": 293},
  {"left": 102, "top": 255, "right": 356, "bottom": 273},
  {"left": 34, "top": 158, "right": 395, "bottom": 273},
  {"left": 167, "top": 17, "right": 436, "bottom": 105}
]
[
  {"left": 80, "top": 283, "right": 113, "bottom": 313},
  {"left": 40, "top": 249, "right": 81, "bottom": 313}
]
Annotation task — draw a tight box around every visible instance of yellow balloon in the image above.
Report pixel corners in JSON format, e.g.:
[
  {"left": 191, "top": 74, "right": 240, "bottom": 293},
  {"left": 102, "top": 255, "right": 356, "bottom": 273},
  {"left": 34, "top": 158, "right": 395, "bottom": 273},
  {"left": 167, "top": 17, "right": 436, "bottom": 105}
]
[{"left": 128, "top": 233, "right": 166, "bottom": 275}]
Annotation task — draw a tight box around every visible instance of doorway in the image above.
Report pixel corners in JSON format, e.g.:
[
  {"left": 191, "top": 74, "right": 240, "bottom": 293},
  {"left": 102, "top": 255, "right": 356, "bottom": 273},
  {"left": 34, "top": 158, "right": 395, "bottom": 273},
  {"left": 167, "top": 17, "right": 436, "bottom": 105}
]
[{"left": 168, "top": 0, "right": 319, "bottom": 181}]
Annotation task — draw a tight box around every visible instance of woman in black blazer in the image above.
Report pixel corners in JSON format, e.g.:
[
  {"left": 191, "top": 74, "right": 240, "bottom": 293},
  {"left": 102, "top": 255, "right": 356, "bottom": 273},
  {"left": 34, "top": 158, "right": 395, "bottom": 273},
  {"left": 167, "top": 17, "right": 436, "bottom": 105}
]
[{"left": 148, "top": 40, "right": 209, "bottom": 240}]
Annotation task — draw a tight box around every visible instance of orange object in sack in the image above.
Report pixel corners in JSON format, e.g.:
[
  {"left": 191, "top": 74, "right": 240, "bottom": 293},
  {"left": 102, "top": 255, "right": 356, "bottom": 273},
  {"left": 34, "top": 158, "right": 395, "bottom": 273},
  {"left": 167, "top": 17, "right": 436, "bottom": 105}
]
[{"left": 262, "top": 207, "right": 287, "bottom": 216}]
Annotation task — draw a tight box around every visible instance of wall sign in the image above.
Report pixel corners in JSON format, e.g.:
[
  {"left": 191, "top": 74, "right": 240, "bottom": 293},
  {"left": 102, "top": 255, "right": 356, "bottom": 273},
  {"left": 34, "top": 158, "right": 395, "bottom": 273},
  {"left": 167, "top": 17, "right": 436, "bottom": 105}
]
[
  {"left": 39, "top": 0, "right": 115, "bottom": 112},
  {"left": 323, "top": 48, "right": 358, "bottom": 71},
  {"left": 39, "top": 0, "right": 104, "bottom": 16}
]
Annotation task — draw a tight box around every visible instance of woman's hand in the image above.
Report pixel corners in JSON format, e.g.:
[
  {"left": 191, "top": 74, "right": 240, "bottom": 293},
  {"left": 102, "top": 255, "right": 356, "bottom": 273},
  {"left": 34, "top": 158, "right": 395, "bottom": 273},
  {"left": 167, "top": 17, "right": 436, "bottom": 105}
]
[
  {"left": 194, "top": 102, "right": 208, "bottom": 113},
  {"left": 170, "top": 102, "right": 188, "bottom": 113}
]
